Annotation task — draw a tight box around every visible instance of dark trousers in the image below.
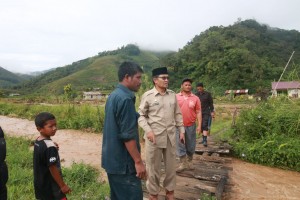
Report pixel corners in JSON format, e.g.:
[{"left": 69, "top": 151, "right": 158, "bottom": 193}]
[
  {"left": 0, "top": 162, "right": 8, "bottom": 200},
  {"left": 107, "top": 172, "right": 143, "bottom": 200}
]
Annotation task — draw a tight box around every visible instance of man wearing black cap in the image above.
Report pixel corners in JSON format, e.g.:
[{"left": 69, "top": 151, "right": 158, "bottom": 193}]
[
  {"left": 138, "top": 67, "right": 185, "bottom": 200},
  {"left": 175, "top": 78, "right": 202, "bottom": 172},
  {"left": 0, "top": 126, "right": 8, "bottom": 200},
  {"left": 195, "top": 83, "right": 215, "bottom": 147}
]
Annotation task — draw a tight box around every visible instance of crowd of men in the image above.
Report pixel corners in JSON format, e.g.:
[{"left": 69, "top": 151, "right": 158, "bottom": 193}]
[{"left": 102, "top": 61, "right": 214, "bottom": 200}]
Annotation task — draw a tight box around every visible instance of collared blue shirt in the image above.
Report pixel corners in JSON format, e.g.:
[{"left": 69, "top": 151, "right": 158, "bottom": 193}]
[{"left": 101, "top": 84, "right": 140, "bottom": 174}]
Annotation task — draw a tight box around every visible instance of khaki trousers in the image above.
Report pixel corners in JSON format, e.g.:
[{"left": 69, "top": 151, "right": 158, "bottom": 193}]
[{"left": 145, "top": 137, "right": 176, "bottom": 195}]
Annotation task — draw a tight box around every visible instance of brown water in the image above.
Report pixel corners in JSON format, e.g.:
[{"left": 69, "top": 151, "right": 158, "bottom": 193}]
[{"left": 1, "top": 115, "right": 300, "bottom": 199}]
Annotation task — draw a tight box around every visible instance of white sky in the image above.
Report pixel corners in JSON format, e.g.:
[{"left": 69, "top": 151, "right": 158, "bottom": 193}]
[{"left": 0, "top": 0, "right": 299, "bottom": 74}]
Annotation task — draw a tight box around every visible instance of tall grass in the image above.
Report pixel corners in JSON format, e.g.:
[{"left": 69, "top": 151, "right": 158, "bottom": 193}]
[
  {"left": 6, "top": 136, "right": 110, "bottom": 200},
  {"left": 0, "top": 102, "right": 105, "bottom": 132},
  {"left": 232, "top": 97, "right": 300, "bottom": 171}
]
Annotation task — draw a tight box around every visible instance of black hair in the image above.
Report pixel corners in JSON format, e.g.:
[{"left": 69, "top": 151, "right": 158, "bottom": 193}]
[
  {"left": 196, "top": 83, "right": 204, "bottom": 87},
  {"left": 35, "top": 112, "right": 56, "bottom": 128},
  {"left": 118, "top": 61, "right": 143, "bottom": 82}
]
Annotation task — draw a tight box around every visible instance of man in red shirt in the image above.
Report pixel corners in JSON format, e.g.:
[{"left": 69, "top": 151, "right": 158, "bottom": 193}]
[{"left": 176, "top": 78, "right": 202, "bottom": 172}]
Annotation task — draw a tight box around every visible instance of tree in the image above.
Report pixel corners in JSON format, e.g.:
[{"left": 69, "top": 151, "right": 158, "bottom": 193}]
[{"left": 64, "top": 84, "right": 74, "bottom": 102}]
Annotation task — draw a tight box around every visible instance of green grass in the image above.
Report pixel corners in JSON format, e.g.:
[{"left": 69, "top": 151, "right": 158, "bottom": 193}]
[
  {"left": 208, "top": 99, "right": 300, "bottom": 172},
  {"left": 225, "top": 97, "right": 300, "bottom": 171},
  {"left": 0, "top": 101, "right": 105, "bottom": 132},
  {"left": 5, "top": 136, "right": 110, "bottom": 200}
]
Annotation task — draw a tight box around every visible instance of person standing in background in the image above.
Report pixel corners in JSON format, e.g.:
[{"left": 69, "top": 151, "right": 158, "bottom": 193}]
[
  {"left": 176, "top": 78, "right": 202, "bottom": 172},
  {"left": 195, "top": 83, "right": 215, "bottom": 147}
]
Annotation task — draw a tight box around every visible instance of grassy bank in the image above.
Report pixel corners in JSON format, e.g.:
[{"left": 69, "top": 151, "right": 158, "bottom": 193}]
[
  {"left": 0, "top": 101, "right": 105, "bottom": 132},
  {"left": 222, "top": 97, "right": 300, "bottom": 171},
  {"left": 5, "top": 136, "right": 110, "bottom": 199}
]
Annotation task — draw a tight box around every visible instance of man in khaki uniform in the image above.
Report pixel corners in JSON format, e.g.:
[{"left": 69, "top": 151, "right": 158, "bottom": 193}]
[{"left": 138, "top": 67, "right": 185, "bottom": 200}]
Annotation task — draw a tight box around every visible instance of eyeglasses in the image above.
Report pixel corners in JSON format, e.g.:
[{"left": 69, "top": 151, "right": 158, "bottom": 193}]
[{"left": 157, "top": 76, "right": 169, "bottom": 80}]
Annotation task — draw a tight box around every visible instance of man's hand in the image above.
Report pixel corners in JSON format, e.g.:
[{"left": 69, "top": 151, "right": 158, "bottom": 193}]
[
  {"left": 211, "top": 112, "right": 215, "bottom": 118},
  {"left": 179, "top": 132, "right": 185, "bottom": 144},
  {"left": 60, "top": 184, "right": 71, "bottom": 194},
  {"left": 196, "top": 126, "right": 202, "bottom": 135},
  {"left": 124, "top": 140, "right": 147, "bottom": 180},
  {"left": 146, "top": 131, "right": 156, "bottom": 144},
  {"left": 135, "top": 160, "right": 147, "bottom": 180}
]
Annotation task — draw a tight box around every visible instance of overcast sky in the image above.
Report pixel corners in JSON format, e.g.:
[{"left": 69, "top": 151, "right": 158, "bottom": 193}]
[{"left": 0, "top": 0, "right": 299, "bottom": 74}]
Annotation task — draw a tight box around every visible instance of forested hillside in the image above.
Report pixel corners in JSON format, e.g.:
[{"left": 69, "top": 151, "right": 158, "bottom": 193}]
[
  {"left": 15, "top": 44, "right": 162, "bottom": 94},
  {"left": 0, "top": 67, "right": 31, "bottom": 88},
  {"left": 4, "top": 20, "right": 300, "bottom": 96},
  {"left": 162, "top": 19, "right": 300, "bottom": 95}
]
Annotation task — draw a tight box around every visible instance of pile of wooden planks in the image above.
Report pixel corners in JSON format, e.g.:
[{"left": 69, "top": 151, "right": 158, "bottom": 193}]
[{"left": 143, "top": 136, "right": 232, "bottom": 200}]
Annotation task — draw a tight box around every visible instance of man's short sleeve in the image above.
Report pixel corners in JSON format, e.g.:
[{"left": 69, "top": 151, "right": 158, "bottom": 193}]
[
  {"left": 117, "top": 98, "right": 138, "bottom": 141},
  {"left": 45, "top": 146, "right": 58, "bottom": 166}
]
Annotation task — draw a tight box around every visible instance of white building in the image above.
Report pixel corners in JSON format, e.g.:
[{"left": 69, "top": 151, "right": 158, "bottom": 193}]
[
  {"left": 83, "top": 91, "right": 102, "bottom": 100},
  {"left": 272, "top": 81, "right": 300, "bottom": 98}
]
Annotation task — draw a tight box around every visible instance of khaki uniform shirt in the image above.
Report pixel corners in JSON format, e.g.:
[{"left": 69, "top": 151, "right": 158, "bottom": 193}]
[{"left": 138, "top": 87, "right": 185, "bottom": 148}]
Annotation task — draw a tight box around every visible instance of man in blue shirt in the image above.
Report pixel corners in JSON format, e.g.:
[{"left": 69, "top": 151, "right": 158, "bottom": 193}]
[{"left": 102, "top": 61, "right": 146, "bottom": 200}]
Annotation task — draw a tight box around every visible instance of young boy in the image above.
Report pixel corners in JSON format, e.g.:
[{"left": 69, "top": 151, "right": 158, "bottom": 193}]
[{"left": 33, "top": 112, "right": 71, "bottom": 200}]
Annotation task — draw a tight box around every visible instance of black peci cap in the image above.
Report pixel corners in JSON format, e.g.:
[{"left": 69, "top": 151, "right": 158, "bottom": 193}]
[{"left": 152, "top": 67, "right": 168, "bottom": 77}]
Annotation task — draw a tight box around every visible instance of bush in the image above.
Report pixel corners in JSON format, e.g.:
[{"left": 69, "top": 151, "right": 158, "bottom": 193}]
[
  {"left": 233, "top": 134, "right": 300, "bottom": 171},
  {"left": 234, "top": 97, "right": 300, "bottom": 141},
  {"left": 232, "top": 97, "right": 300, "bottom": 171}
]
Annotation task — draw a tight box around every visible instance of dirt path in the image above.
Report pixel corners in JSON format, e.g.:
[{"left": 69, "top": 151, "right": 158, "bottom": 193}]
[
  {"left": 224, "top": 158, "right": 300, "bottom": 200},
  {"left": 0, "top": 115, "right": 102, "bottom": 169},
  {"left": 1, "top": 115, "right": 300, "bottom": 199}
]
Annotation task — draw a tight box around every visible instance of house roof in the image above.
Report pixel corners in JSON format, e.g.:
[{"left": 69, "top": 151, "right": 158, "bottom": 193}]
[
  {"left": 225, "top": 89, "right": 249, "bottom": 94},
  {"left": 272, "top": 81, "right": 300, "bottom": 90}
]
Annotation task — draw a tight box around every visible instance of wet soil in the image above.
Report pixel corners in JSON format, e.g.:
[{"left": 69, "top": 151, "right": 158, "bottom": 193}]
[{"left": 1, "top": 115, "right": 300, "bottom": 199}]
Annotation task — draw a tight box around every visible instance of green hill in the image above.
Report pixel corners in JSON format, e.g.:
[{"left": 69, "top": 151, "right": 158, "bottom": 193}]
[
  {"left": 17, "top": 44, "right": 162, "bottom": 94},
  {"left": 10, "top": 20, "right": 300, "bottom": 96},
  {"left": 161, "top": 19, "right": 300, "bottom": 95},
  {"left": 0, "top": 67, "right": 31, "bottom": 88}
]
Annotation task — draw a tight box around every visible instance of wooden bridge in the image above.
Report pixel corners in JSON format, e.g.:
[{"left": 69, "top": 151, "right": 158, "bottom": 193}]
[{"left": 143, "top": 136, "right": 232, "bottom": 200}]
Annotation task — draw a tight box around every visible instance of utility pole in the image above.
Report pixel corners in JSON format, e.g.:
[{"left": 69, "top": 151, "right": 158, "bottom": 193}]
[{"left": 272, "top": 51, "right": 295, "bottom": 96}]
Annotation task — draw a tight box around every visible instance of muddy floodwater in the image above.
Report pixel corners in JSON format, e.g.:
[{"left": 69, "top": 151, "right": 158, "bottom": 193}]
[{"left": 1, "top": 115, "right": 300, "bottom": 199}]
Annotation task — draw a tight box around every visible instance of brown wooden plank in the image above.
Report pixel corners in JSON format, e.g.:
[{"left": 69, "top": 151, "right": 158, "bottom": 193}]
[
  {"left": 194, "top": 166, "right": 229, "bottom": 177},
  {"left": 194, "top": 183, "right": 216, "bottom": 194},
  {"left": 193, "top": 161, "right": 233, "bottom": 171},
  {"left": 177, "top": 170, "right": 225, "bottom": 182},
  {"left": 195, "top": 148, "right": 230, "bottom": 154},
  {"left": 215, "top": 176, "right": 227, "bottom": 200},
  {"left": 194, "top": 155, "right": 232, "bottom": 163}
]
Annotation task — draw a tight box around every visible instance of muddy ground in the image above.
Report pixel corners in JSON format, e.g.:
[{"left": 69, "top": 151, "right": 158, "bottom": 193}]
[{"left": 1, "top": 115, "right": 300, "bottom": 199}]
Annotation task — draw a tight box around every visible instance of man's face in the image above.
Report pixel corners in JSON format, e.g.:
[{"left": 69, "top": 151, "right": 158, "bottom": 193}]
[
  {"left": 181, "top": 81, "right": 192, "bottom": 92},
  {"left": 154, "top": 74, "right": 169, "bottom": 89},
  {"left": 127, "top": 72, "right": 142, "bottom": 92},
  {"left": 197, "top": 86, "right": 204, "bottom": 92}
]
